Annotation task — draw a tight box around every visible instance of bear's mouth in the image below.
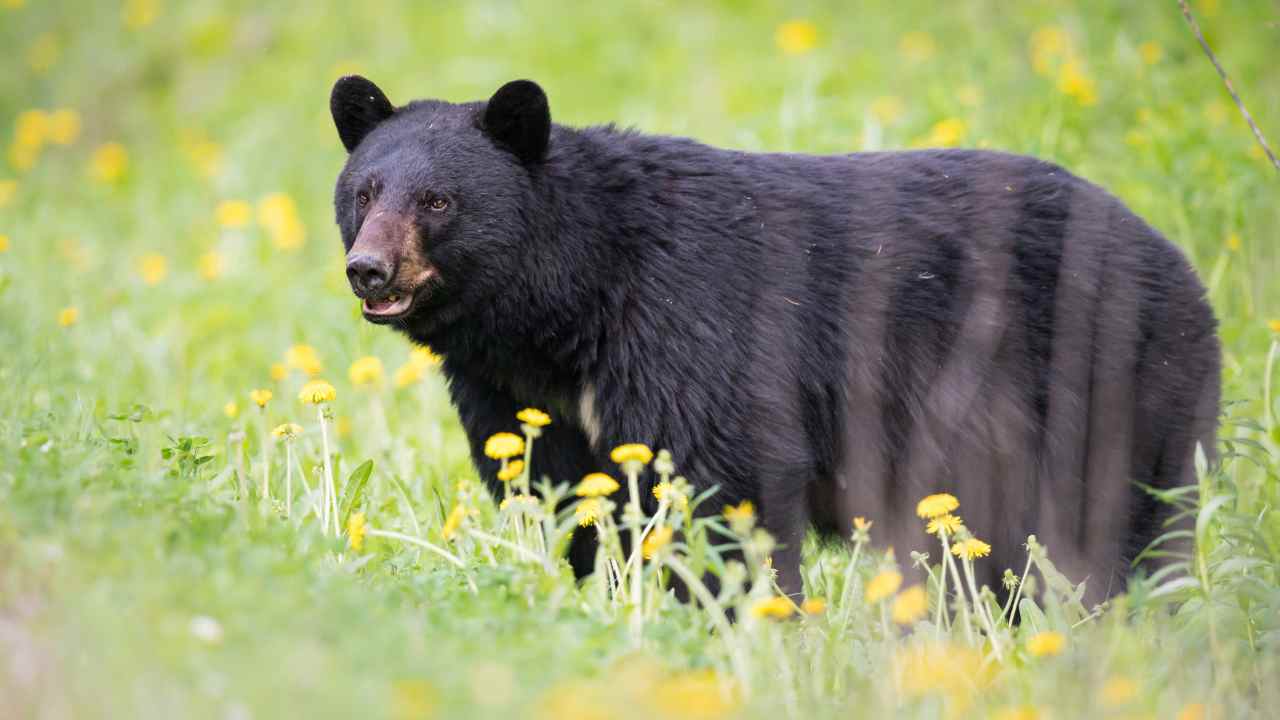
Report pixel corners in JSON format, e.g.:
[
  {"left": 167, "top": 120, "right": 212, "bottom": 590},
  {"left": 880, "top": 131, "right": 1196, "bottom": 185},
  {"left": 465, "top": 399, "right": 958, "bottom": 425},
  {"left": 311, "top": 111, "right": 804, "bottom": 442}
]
[
  {"left": 360, "top": 267, "right": 438, "bottom": 324},
  {"left": 363, "top": 294, "right": 413, "bottom": 317}
]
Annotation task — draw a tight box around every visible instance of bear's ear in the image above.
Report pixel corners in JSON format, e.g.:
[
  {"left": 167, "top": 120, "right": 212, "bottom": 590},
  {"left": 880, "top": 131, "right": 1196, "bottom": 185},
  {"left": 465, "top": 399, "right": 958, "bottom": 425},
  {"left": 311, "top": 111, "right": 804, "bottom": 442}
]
[
  {"left": 331, "top": 75, "right": 395, "bottom": 153},
  {"left": 482, "top": 80, "right": 550, "bottom": 164}
]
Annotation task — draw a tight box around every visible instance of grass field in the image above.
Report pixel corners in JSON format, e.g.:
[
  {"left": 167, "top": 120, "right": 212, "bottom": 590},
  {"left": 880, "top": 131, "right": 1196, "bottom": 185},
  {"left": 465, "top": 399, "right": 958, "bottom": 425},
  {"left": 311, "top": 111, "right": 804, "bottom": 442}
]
[{"left": 2, "top": 1, "right": 1279, "bottom": 718}]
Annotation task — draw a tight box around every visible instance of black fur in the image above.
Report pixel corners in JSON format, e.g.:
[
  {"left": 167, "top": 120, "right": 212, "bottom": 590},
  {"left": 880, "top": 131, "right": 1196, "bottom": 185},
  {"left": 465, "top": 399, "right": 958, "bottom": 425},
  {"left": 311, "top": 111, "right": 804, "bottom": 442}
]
[{"left": 331, "top": 78, "right": 1221, "bottom": 602}]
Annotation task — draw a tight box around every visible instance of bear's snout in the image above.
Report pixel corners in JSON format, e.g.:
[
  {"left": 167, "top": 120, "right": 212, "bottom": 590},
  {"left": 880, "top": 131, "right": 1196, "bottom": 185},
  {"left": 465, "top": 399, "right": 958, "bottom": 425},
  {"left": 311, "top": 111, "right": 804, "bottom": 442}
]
[{"left": 346, "top": 253, "right": 393, "bottom": 297}]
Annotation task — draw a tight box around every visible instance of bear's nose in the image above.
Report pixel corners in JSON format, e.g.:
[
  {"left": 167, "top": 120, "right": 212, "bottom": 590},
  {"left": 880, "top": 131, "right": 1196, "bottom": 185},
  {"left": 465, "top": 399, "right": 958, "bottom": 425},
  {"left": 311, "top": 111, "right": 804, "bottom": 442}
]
[{"left": 346, "top": 254, "right": 392, "bottom": 296}]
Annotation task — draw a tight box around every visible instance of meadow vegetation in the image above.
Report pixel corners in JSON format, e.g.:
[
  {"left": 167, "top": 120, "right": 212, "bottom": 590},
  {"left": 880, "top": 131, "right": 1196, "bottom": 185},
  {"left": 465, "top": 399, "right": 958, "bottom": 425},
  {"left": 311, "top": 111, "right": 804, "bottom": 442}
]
[{"left": 1, "top": 1, "right": 1277, "bottom": 718}]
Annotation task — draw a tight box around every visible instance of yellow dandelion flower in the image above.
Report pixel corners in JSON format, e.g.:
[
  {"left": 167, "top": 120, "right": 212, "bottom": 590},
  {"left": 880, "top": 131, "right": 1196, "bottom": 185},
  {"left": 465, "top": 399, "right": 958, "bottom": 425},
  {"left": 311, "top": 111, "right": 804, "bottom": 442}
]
[
  {"left": 516, "top": 407, "right": 551, "bottom": 427},
  {"left": 0, "top": 234, "right": 9, "bottom": 253},
  {"left": 926, "top": 513, "right": 962, "bottom": 536},
  {"left": 853, "top": 516, "right": 871, "bottom": 531},
  {"left": 347, "top": 512, "right": 367, "bottom": 551},
  {"left": 89, "top": 142, "right": 128, "bottom": 184},
  {"left": 248, "top": 388, "right": 272, "bottom": 408},
  {"left": 497, "top": 459, "right": 525, "bottom": 482},
  {"left": 1029, "top": 25, "right": 1069, "bottom": 76},
  {"left": 575, "top": 498, "right": 604, "bottom": 527},
  {"left": 577, "top": 472, "right": 620, "bottom": 497},
  {"left": 180, "top": 131, "right": 223, "bottom": 179},
  {"left": 390, "top": 679, "right": 438, "bottom": 720},
  {"left": 13, "top": 109, "right": 48, "bottom": 151},
  {"left": 258, "top": 192, "right": 305, "bottom": 250},
  {"left": 891, "top": 585, "right": 928, "bottom": 624},
  {"left": 1226, "top": 232, "right": 1242, "bottom": 251},
  {"left": 122, "top": 0, "right": 159, "bottom": 29},
  {"left": 651, "top": 669, "right": 739, "bottom": 719},
  {"left": 136, "top": 253, "right": 167, "bottom": 285},
  {"left": 723, "top": 500, "right": 755, "bottom": 523},
  {"left": 1268, "top": 319, "right": 1280, "bottom": 333},
  {"left": 642, "top": 525, "right": 674, "bottom": 558},
  {"left": 484, "top": 432, "right": 525, "bottom": 460},
  {"left": 1177, "top": 703, "right": 1207, "bottom": 720},
  {"left": 1057, "top": 60, "right": 1098, "bottom": 106},
  {"left": 272, "top": 422, "right": 303, "bottom": 439},
  {"left": 894, "top": 642, "right": 992, "bottom": 699},
  {"left": 269, "top": 362, "right": 288, "bottom": 382},
  {"left": 610, "top": 443, "right": 653, "bottom": 465},
  {"left": 0, "top": 179, "right": 16, "bottom": 207},
  {"left": 410, "top": 345, "right": 442, "bottom": 366},
  {"left": 215, "top": 199, "right": 253, "bottom": 228},
  {"left": 57, "top": 306, "right": 78, "bottom": 327},
  {"left": 197, "top": 250, "right": 224, "bottom": 280},
  {"left": 750, "top": 596, "right": 795, "bottom": 620},
  {"left": 652, "top": 481, "right": 689, "bottom": 511},
  {"left": 1099, "top": 676, "right": 1138, "bottom": 707},
  {"left": 441, "top": 504, "right": 467, "bottom": 540},
  {"left": 865, "top": 569, "right": 903, "bottom": 604},
  {"left": 801, "top": 598, "right": 827, "bottom": 615},
  {"left": 348, "top": 356, "right": 384, "bottom": 386},
  {"left": 775, "top": 19, "right": 818, "bottom": 56},
  {"left": 46, "top": 109, "right": 80, "bottom": 145},
  {"left": 298, "top": 379, "right": 337, "bottom": 404},
  {"left": 394, "top": 361, "right": 425, "bottom": 388},
  {"left": 898, "top": 31, "right": 936, "bottom": 63},
  {"left": 922, "top": 118, "right": 967, "bottom": 148},
  {"left": 223, "top": 400, "right": 238, "bottom": 419},
  {"left": 1138, "top": 41, "right": 1163, "bottom": 66},
  {"left": 950, "top": 537, "right": 992, "bottom": 560},
  {"left": 1026, "top": 630, "right": 1066, "bottom": 657},
  {"left": 869, "top": 96, "right": 905, "bottom": 125},
  {"left": 285, "top": 344, "right": 322, "bottom": 375},
  {"left": 916, "top": 493, "right": 959, "bottom": 519},
  {"left": 499, "top": 494, "right": 540, "bottom": 511}
]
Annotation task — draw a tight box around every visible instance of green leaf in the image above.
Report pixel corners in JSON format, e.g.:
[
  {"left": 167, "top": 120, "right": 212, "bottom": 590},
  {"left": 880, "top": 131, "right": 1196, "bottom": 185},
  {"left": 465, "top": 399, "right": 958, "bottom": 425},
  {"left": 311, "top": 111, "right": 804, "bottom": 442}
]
[{"left": 339, "top": 459, "right": 374, "bottom": 523}]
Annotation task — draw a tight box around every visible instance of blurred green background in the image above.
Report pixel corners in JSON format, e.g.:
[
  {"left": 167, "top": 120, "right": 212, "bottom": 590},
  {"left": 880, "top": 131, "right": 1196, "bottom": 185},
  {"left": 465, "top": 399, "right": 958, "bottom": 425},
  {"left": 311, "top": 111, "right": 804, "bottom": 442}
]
[{"left": 2, "top": 1, "right": 1278, "bottom": 718}]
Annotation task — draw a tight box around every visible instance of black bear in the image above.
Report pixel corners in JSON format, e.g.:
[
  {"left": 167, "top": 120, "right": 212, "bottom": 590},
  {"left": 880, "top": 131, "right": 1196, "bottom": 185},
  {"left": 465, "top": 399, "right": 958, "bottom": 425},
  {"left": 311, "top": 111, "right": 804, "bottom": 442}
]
[{"left": 329, "top": 77, "right": 1220, "bottom": 603}]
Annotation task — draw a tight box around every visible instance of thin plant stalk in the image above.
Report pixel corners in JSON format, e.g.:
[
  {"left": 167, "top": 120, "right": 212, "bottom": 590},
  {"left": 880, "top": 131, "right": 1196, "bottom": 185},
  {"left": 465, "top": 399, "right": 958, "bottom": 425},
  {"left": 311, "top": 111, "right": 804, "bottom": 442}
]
[
  {"left": 259, "top": 411, "right": 270, "bottom": 502},
  {"left": 317, "top": 405, "right": 338, "bottom": 536},
  {"left": 1002, "top": 552, "right": 1034, "bottom": 623},
  {"left": 935, "top": 533, "right": 957, "bottom": 636},
  {"left": 625, "top": 465, "right": 644, "bottom": 641},
  {"left": 283, "top": 441, "right": 294, "bottom": 518},
  {"left": 365, "top": 528, "right": 476, "bottom": 593},
  {"left": 961, "top": 555, "right": 1003, "bottom": 659},
  {"left": 662, "top": 555, "right": 751, "bottom": 693},
  {"left": 467, "top": 528, "right": 554, "bottom": 574}
]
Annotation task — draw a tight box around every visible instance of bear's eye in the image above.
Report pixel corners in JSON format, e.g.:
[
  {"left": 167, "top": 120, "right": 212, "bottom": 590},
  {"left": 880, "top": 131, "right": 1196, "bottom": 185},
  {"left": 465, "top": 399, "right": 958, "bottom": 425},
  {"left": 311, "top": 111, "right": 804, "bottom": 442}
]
[
  {"left": 427, "top": 196, "right": 449, "bottom": 212},
  {"left": 356, "top": 191, "right": 370, "bottom": 208}
]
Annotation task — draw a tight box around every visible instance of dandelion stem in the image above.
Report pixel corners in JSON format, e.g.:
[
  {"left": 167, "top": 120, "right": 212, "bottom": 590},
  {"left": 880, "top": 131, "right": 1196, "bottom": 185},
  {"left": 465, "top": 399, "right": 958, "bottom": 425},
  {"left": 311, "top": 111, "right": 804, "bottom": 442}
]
[
  {"left": 466, "top": 528, "right": 554, "bottom": 574},
  {"left": 284, "top": 442, "right": 293, "bottom": 519},
  {"left": 662, "top": 555, "right": 751, "bottom": 694},
  {"left": 626, "top": 466, "right": 644, "bottom": 643},
  {"left": 935, "top": 533, "right": 953, "bottom": 636},
  {"left": 1003, "top": 551, "right": 1034, "bottom": 624},
  {"left": 838, "top": 537, "right": 865, "bottom": 627},
  {"left": 769, "top": 624, "right": 799, "bottom": 718},
  {"left": 961, "top": 556, "right": 1003, "bottom": 660},
  {"left": 366, "top": 528, "right": 476, "bottom": 593},
  {"left": 317, "top": 406, "right": 338, "bottom": 536},
  {"left": 259, "top": 411, "right": 270, "bottom": 503}
]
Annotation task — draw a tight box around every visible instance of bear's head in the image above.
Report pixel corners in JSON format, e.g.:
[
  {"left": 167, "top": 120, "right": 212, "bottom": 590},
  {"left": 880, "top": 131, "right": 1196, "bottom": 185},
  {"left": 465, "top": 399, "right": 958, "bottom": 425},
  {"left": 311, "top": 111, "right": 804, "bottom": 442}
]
[{"left": 330, "top": 76, "right": 551, "bottom": 337}]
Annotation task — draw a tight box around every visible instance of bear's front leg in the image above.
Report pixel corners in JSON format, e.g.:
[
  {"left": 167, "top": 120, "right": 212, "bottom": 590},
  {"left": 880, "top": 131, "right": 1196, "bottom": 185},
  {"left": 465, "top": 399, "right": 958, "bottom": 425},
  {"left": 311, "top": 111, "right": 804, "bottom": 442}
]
[{"left": 444, "top": 370, "right": 601, "bottom": 577}]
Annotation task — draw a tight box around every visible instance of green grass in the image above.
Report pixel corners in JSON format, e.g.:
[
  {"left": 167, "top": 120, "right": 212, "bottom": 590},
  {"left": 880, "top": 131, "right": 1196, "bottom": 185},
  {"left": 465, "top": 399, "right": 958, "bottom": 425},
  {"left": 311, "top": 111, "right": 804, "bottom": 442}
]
[{"left": 2, "top": 1, "right": 1279, "bottom": 718}]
